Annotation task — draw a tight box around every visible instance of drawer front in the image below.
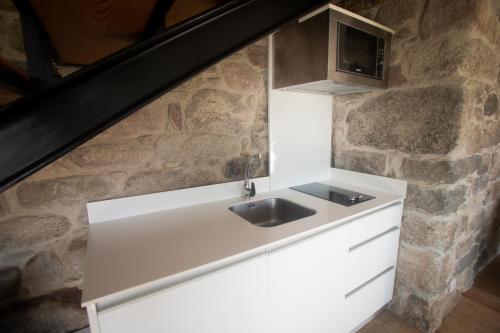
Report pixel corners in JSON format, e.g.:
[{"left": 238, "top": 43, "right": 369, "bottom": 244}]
[
  {"left": 348, "top": 203, "right": 403, "bottom": 248},
  {"left": 346, "top": 228, "right": 400, "bottom": 293},
  {"left": 344, "top": 267, "right": 396, "bottom": 333}
]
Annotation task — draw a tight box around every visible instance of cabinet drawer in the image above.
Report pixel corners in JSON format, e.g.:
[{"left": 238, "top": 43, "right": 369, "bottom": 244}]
[
  {"left": 348, "top": 203, "right": 402, "bottom": 248},
  {"left": 344, "top": 267, "right": 396, "bottom": 333},
  {"left": 346, "top": 228, "right": 400, "bottom": 293}
]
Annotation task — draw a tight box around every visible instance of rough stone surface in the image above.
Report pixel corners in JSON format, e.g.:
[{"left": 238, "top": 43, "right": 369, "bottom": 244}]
[
  {"left": 124, "top": 167, "right": 219, "bottom": 196},
  {"left": 68, "top": 143, "right": 153, "bottom": 169},
  {"left": 184, "top": 89, "right": 248, "bottom": 135},
  {"left": 403, "top": 294, "right": 431, "bottom": 331},
  {"left": 455, "top": 244, "right": 479, "bottom": 275},
  {"left": 156, "top": 133, "right": 242, "bottom": 165},
  {"left": 167, "top": 103, "right": 183, "bottom": 131},
  {"left": 406, "top": 37, "right": 496, "bottom": 83},
  {"left": 224, "top": 156, "right": 263, "bottom": 180},
  {"left": 93, "top": 99, "right": 168, "bottom": 141},
  {"left": 64, "top": 233, "right": 88, "bottom": 281},
  {"left": 334, "top": 150, "right": 386, "bottom": 175},
  {"left": 246, "top": 42, "right": 268, "bottom": 69},
  {"left": 0, "top": 0, "right": 16, "bottom": 12},
  {"left": 0, "top": 250, "right": 34, "bottom": 268},
  {"left": 401, "top": 214, "right": 457, "bottom": 253},
  {"left": 251, "top": 95, "right": 269, "bottom": 152},
  {"left": 220, "top": 62, "right": 261, "bottom": 91},
  {"left": 406, "top": 184, "right": 467, "bottom": 216},
  {"left": 397, "top": 244, "right": 454, "bottom": 294},
  {"left": 374, "top": 0, "right": 418, "bottom": 28},
  {"left": 399, "top": 292, "right": 447, "bottom": 332},
  {"left": 0, "top": 266, "right": 21, "bottom": 300},
  {"left": 402, "top": 156, "right": 481, "bottom": 184},
  {"left": 17, "top": 175, "right": 119, "bottom": 207},
  {"left": 472, "top": 174, "right": 489, "bottom": 194},
  {"left": 346, "top": 85, "right": 464, "bottom": 154},
  {"left": 397, "top": 290, "right": 458, "bottom": 333},
  {"left": 468, "top": 210, "right": 488, "bottom": 233},
  {"left": 454, "top": 215, "right": 470, "bottom": 241},
  {"left": 455, "top": 234, "right": 474, "bottom": 261},
  {"left": 484, "top": 94, "right": 498, "bottom": 116},
  {"left": 419, "top": 0, "right": 486, "bottom": 39},
  {"left": 0, "top": 194, "right": 8, "bottom": 217},
  {"left": 456, "top": 263, "right": 475, "bottom": 291},
  {"left": 0, "top": 288, "right": 87, "bottom": 333},
  {"left": 22, "top": 251, "right": 64, "bottom": 296},
  {"left": 8, "top": 16, "right": 23, "bottom": 53},
  {"left": 473, "top": 248, "right": 490, "bottom": 274},
  {"left": 0, "top": 215, "right": 71, "bottom": 252},
  {"left": 0, "top": 4, "right": 26, "bottom": 68},
  {"left": 224, "top": 157, "right": 247, "bottom": 179}
]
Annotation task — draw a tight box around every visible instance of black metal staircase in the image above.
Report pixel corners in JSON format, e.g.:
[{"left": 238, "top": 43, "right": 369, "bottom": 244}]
[{"left": 0, "top": 0, "right": 327, "bottom": 192}]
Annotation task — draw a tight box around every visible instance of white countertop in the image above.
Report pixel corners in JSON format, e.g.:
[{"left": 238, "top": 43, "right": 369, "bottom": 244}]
[{"left": 82, "top": 180, "right": 403, "bottom": 307}]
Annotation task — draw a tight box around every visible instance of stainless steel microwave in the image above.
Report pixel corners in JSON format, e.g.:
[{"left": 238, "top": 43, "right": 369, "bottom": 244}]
[{"left": 273, "top": 5, "right": 394, "bottom": 95}]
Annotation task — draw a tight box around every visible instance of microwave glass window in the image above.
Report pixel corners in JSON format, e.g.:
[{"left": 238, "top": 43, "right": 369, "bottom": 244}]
[{"left": 337, "top": 23, "right": 378, "bottom": 77}]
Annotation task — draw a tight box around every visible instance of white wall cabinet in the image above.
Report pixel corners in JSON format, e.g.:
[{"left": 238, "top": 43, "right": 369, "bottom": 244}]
[
  {"left": 91, "top": 203, "right": 403, "bottom": 333},
  {"left": 268, "top": 225, "right": 349, "bottom": 333}
]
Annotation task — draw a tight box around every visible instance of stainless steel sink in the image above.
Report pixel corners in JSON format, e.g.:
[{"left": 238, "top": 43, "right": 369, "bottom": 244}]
[{"left": 229, "top": 198, "right": 316, "bottom": 227}]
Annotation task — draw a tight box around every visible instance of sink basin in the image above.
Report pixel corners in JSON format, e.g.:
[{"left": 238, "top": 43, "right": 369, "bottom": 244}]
[{"left": 229, "top": 198, "right": 316, "bottom": 227}]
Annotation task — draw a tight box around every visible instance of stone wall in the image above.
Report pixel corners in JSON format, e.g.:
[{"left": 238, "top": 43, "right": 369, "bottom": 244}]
[
  {"left": 334, "top": 0, "right": 500, "bottom": 331},
  {"left": 0, "top": 37, "right": 269, "bottom": 331},
  {"left": 0, "top": 0, "right": 25, "bottom": 69}
]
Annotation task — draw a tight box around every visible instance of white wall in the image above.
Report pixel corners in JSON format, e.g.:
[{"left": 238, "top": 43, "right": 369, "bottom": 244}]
[{"left": 268, "top": 36, "right": 333, "bottom": 190}]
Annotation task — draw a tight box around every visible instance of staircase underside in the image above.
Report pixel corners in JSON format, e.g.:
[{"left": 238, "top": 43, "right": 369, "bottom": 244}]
[{"left": 0, "top": 0, "right": 327, "bottom": 192}]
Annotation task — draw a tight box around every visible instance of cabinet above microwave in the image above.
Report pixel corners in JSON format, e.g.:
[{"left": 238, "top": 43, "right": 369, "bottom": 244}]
[{"left": 272, "top": 4, "right": 395, "bottom": 95}]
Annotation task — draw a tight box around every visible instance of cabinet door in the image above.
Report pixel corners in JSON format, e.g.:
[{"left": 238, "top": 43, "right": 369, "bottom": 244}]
[
  {"left": 268, "top": 226, "right": 349, "bottom": 333},
  {"left": 98, "top": 255, "right": 267, "bottom": 333}
]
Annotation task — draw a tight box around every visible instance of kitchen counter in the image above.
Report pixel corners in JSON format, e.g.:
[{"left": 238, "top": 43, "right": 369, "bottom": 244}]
[{"left": 82, "top": 179, "right": 404, "bottom": 307}]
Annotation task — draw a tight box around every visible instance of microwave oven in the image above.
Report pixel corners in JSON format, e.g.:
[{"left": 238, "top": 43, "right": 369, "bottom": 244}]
[{"left": 273, "top": 5, "right": 394, "bottom": 94}]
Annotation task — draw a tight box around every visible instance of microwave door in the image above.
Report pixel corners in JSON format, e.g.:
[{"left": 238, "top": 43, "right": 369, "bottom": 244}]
[{"left": 337, "top": 23, "right": 378, "bottom": 77}]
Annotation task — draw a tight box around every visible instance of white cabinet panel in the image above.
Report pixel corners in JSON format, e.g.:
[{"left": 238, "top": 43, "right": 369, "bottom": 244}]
[
  {"left": 98, "top": 256, "right": 267, "bottom": 333},
  {"left": 268, "top": 226, "right": 349, "bottom": 333},
  {"left": 346, "top": 228, "right": 400, "bottom": 293},
  {"left": 348, "top": 203, "right": 402, "bottom": 248},
  {"left": 344, "top": 267, "right": 396, "bottom": 332},
  {"left": 269, "top": 35, "right": 333, "bottom": 190}
]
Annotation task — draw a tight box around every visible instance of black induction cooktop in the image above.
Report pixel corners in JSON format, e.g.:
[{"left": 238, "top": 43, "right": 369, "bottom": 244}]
[{"left": 290, "top": 182, "right": 375, "bottom": 206}]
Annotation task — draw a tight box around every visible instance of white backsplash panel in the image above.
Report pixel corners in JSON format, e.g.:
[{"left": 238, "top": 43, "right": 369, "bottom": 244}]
[{"left": 268, "top": 36, "right": 333, "bottom": 190}]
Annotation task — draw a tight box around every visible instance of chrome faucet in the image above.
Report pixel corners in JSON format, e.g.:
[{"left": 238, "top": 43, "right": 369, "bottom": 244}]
[{"left": 243, "top": 153, "right": 261, "bottom": 199}]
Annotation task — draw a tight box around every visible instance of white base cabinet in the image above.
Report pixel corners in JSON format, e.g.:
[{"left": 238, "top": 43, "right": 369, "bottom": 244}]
[
  {"left": 98, "top": 256, "right": 267, "bottom": 333},
  {"left": 268, "top": 225, "right": 349, "bottom": 333},
  {"left": 90, "top": 203, "right": 403, "bottom": 333}
]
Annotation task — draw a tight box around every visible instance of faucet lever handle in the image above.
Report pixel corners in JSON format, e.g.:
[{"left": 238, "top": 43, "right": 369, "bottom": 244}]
[{"left": 250, "top": 182, "right": 256, "bottom": 197}]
